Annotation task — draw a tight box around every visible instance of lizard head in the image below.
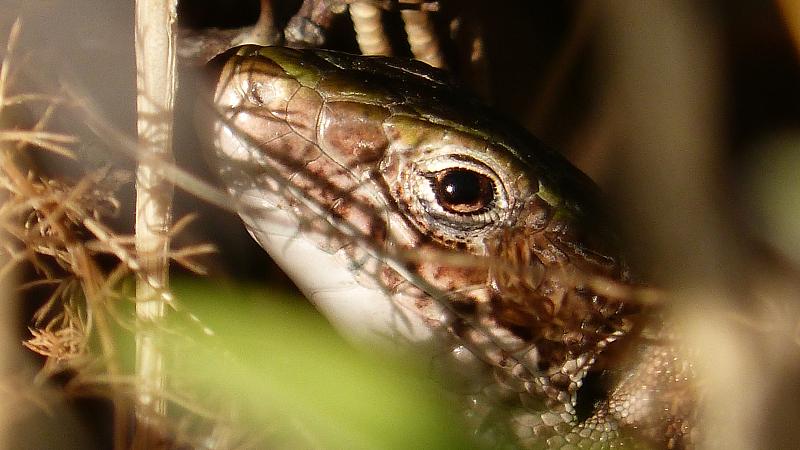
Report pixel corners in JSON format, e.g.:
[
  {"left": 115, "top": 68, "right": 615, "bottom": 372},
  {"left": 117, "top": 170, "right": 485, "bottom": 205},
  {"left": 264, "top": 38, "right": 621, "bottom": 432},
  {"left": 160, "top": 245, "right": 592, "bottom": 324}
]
[
  {"left": 201, "top": 45, "right": 688, "bottom": 446},
  {"left": 204, "top": 44, "right": 634, "bottom": 350}
]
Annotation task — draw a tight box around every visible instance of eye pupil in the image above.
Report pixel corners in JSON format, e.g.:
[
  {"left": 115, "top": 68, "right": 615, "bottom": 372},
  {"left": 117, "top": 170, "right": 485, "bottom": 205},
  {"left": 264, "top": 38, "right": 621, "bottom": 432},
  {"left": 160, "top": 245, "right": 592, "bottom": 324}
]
[
  {"left": 434, "top": 169, "right": 494, "bottom": 214},
  {"left": 440, "top": 170, "right": 481, "bottom": 204}
]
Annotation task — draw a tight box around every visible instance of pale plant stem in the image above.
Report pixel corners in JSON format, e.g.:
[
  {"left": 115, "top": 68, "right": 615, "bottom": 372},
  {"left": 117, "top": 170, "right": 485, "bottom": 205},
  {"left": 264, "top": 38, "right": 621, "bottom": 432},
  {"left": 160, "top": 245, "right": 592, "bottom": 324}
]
[
  {"left": 133, "top": 0, "right": 177, "bottom": 447},
  {"left": 350, "top": 2, "right": 391, "bottom": 56},
  {"left": 401, "top": 9, "right": 445, "bottom": 68}
]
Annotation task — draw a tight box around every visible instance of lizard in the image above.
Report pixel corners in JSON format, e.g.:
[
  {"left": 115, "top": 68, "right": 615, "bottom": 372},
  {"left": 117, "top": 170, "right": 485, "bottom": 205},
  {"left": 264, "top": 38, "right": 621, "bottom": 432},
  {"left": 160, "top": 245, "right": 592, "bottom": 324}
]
[{"left": 200, "top": 45, "right": 696, "bottom": 449}]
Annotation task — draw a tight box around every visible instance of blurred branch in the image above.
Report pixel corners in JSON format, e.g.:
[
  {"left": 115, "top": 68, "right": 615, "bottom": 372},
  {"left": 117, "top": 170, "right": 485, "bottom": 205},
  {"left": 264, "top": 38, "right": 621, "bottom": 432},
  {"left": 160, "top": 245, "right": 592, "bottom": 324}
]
[
  {"left": 777, "top": 0, "right": 800, "bottom": 59},
  {"left": 600, "top": 2, "right": 799, "bottom": 449},
  {"left": 526, "top": 0, "right": 599, "bottom": 134},
  {"left": 0, "top": 18, "right": 21, "bottom": 450}
]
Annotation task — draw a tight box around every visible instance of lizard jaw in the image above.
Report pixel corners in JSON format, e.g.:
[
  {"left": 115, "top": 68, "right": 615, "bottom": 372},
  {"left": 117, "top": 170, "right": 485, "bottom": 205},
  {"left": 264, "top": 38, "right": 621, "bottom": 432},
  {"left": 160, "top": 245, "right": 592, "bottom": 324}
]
[
  {"left": 234, "top": 185, "right": 438, "bottom": 350},
  {"left": 209, "top": 94, "right": 443, "bottom": 349}
]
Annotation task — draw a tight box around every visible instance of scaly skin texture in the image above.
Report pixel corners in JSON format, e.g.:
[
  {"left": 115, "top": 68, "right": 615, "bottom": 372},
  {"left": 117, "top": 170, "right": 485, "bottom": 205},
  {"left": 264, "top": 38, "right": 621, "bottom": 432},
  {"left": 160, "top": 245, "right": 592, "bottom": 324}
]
[{"left": 203, "top": 45, "right": 696, "bottom": 449}]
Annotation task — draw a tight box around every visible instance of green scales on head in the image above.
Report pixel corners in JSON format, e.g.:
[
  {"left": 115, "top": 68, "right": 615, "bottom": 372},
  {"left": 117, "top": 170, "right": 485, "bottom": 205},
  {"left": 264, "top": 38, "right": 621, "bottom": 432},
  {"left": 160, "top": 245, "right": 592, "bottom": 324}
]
[{"left": 202, "top": 45, "right": 694, "bottom": 449}]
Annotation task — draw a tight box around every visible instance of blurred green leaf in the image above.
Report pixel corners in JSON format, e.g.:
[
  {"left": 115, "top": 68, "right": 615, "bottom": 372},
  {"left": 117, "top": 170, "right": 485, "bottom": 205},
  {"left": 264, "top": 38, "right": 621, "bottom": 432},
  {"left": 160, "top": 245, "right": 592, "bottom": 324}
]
[
  {"left": 170, "top": 280, "right": 475, "bottom": 450},
  {"left": 747, "top": 132, "right": 800, "bottom": 264}
]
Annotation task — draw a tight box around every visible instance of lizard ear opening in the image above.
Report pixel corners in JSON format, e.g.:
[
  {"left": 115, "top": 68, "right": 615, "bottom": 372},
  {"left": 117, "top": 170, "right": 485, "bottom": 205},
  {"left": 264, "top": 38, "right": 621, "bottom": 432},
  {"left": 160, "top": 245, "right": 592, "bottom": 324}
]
[{"left": 573, "top": 368, "right": 610, "bottom": 423}]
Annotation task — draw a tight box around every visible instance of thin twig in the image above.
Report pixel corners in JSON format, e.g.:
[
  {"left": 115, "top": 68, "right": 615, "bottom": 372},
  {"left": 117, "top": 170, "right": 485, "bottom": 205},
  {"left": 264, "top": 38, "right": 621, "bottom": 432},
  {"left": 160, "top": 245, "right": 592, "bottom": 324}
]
[
  {"left": 249, "top": 0, "right": 278, "bottom": 45},
  {"left": 285, "top": 0, "right": 342, "bottom": 48},
  {"left": 0, "top": 19, "right": 22, "bottom": 109},
  {"left": 450, "top": 7, "right": 491, "bottom": 102}
]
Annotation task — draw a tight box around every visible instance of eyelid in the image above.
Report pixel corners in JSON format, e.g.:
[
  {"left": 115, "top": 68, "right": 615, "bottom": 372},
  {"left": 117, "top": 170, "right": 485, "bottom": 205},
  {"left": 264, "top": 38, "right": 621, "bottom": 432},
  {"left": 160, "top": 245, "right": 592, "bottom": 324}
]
[{"left": 417, "top": 154, "right": 495, "bottom": 176}]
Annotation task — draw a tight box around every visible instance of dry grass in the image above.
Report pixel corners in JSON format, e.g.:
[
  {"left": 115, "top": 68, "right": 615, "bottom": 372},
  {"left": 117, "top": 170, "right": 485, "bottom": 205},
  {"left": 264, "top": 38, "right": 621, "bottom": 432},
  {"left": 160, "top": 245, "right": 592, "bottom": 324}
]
[{"left": 0, "top": 18, "right": 227, "bottom": 448}]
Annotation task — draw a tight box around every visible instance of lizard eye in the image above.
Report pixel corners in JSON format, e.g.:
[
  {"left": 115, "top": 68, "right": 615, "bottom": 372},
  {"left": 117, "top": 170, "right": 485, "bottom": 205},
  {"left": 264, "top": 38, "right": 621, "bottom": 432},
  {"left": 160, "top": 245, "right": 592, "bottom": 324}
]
[
  {"left": 430, "top": 168, "right": 495, "bottom": 215},
  {"left": 400, "top": 150, "right": 513, "bottom": 242}
]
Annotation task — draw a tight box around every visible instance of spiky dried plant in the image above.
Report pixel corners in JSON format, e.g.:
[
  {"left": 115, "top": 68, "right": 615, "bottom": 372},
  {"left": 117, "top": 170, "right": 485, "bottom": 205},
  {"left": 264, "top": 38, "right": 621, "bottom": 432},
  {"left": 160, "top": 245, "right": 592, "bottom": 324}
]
[{"left": 0, "top": 18, "right": 233, "bottom": 448}]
